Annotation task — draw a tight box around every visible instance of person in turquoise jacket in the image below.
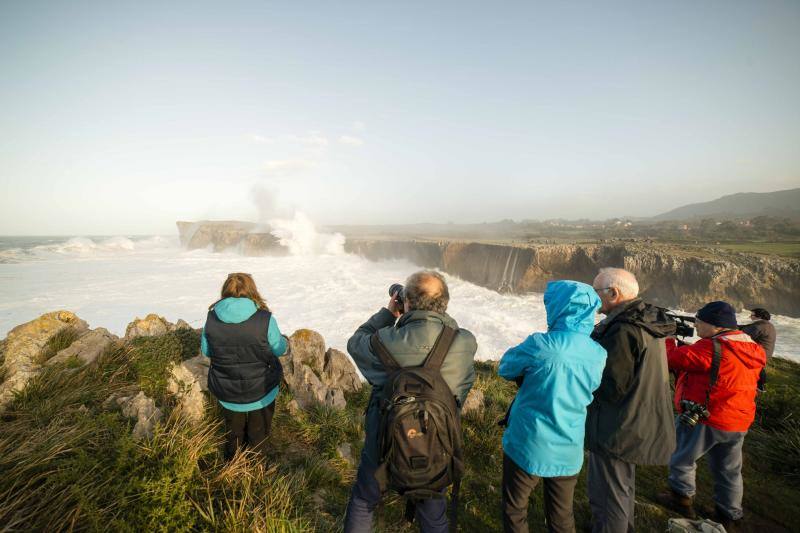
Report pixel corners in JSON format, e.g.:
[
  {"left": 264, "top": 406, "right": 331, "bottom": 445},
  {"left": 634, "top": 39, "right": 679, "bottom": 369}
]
[
  {"left": 200, "top": 273, "right": 288, "bottom": 459},
  {"left": 498, "top": 280, "right": 607, "bottom": 533}
]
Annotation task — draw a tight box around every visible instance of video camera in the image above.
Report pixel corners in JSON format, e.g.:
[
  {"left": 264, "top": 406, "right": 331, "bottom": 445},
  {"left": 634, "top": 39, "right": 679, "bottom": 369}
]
[
  {"left": 389, "top": 283, "right": 405, "bottom": 307},
  {"left": 666, "top": 312, "right": 696, "bottom": 338}
]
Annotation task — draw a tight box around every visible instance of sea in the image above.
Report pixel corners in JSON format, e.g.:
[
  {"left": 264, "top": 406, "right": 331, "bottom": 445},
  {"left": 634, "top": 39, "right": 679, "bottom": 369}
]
[{"left": 1, "top": 233, "right": 798, "bottom": 361}]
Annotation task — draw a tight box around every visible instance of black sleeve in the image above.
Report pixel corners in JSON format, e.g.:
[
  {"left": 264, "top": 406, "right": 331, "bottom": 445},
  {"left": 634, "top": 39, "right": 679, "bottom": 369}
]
[{"left": 594, "top": 323, "right": 642, "bottom": 404}]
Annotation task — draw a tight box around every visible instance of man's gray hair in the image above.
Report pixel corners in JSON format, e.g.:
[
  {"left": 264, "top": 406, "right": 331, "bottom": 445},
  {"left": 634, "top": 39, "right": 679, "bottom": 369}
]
[
  {"left": 594, "top": 267, "right": 640, "bottom": 299},
  {"left": 405, "top": 270, "right": 449, "bottom": 314}
]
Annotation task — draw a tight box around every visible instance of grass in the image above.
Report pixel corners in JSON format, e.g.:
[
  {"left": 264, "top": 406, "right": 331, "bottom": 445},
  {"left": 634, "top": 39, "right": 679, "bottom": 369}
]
[
  {"left": 713, "top": 242, "right": 800, "bottom": 258},
  {"left": 1, "top": 333, "right": 799, "bottom": 532},
  {"left": 38, "top": 326, "right": 80, "bottom": 363}
]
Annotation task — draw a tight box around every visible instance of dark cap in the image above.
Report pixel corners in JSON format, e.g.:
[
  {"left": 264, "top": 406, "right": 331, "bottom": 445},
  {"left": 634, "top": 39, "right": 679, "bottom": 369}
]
[
  {"left": 696, "top": 301, "right": 738, "bottom": 330},
  {"left": 749, "top": 307, "right": 771, "bottom": 321}
]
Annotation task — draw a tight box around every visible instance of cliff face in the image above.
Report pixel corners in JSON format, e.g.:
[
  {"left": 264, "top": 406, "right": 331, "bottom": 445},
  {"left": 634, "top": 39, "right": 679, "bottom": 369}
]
[
  {"left": 176, "top": 221, "right": 285, "bottom": 255},
  {"left": 344, "top": 239, "right": 800, "bottom": 317},
  {"left": 175, "top": 221, "right": 800, "bottom": 316}
]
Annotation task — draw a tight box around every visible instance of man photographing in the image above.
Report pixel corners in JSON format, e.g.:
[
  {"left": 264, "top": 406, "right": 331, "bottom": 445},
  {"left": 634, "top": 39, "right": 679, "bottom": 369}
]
[
  {"left": 659, "top": 301, "right": 766, "bottom": 530},
  {"left": 741, "top": 307, "right": 776, "bottom": 391},
  {"left": 343, "top": 271, "right": 477, "bottom": 533}
]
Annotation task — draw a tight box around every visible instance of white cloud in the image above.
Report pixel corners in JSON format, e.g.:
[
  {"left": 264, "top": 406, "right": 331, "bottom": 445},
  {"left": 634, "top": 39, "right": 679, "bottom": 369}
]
[
  {"left": 339, "top": 135, "right": 364, "bottom": 146},
  {"left": 263, "top": 159, "right": 315, "bottom": 176},
  {"left": 251, "top": 134, "right": 273, "bottom": 144},
  {"left": 285, "top": 132, "right": 329, "bottom": 147},
  {"left": 352, "top": 121, "right": 366, "bottom": 131}
]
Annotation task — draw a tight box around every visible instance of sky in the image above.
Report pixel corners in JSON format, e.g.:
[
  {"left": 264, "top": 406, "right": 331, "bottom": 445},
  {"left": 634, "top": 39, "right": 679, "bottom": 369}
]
[{"left": 1, "top": 1, "right": 799, "bottom": 235}]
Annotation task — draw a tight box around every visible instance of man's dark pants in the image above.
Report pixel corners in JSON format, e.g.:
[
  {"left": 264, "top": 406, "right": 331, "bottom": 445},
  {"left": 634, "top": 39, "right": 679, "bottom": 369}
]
[
  {"left": 344, "top": 394, "right": 448, "bottom": 532},
  {"left": 502, "top": 453, "right": 578, "bottom": 533},
  {"left": 221, "top": 402, "right": 275, "bottom": 459},
  {"left": 587, "top": 451, "right": 636, "bottom": 533}
]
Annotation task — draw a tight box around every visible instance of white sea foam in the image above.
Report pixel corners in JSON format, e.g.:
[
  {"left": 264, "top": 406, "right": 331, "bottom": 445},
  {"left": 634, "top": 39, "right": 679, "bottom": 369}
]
[{"left": 1, "top": 235, "right": 799, "bottom": 361}]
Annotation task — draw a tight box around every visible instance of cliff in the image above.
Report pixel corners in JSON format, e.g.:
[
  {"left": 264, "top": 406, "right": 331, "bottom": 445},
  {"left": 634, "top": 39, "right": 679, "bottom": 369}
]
[
  {"left": 175, "top": 220, "right": 800, "bottom": 317},
  {"left": 176, "top": 220, "right": 285, "bottom": 255},
  {"left": 344, "top": 239, "right": 800, "bottom": 317}
]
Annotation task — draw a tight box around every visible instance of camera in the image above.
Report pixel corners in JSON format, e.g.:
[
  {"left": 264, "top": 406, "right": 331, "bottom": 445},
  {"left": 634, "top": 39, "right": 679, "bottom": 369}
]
[
  {"left": 389, "top": 283, "right": 404, "bottom": 307},
  {"left": 678, "top": 399, "right": 710, "bottom": 427},
  {"left": 666, "top": 312, "right": 696, "bottom": 338}
]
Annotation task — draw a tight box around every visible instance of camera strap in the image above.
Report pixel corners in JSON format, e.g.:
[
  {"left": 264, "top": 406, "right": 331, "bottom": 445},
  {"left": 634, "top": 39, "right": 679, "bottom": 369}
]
[{"left": 704, "top": 338, "right": 723, "bottom": 407}]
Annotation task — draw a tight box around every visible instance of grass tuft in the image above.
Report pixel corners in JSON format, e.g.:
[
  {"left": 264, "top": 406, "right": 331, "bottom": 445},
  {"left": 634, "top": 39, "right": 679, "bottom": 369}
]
[{"left": 38, "top": 326, "right": 80, "bottom": 363}]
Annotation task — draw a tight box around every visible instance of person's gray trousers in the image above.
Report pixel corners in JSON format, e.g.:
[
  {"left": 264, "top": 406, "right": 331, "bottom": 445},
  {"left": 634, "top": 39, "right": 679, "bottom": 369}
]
[
  {"left": 587, "top": 451, "right": 636, "bottom": 533},
  {"left": 668, "top": 420, "right": 746, "bottom": 520},
  {"left": 502, "top": 453, "right": 578, "bottom": 533}
]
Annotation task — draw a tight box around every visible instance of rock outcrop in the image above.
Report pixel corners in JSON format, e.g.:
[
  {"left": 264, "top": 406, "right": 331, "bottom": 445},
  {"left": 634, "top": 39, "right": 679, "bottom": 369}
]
[
  {"left": 345, "top": 239, "right": 800, "bottom": 317},
  {"left": 284, "top": 329, "right": 362, "bottom": 410},
  {"left": 176, "top": 220, "right": 284, "bottom": 255},
  {"left": 167, "top": 355, "right": 209, "bottom": 423},
  {"left": 125, "top": 314, "right": 178, "bottom": 340},
  {"left": 462, "top": 388, "right": 485, "bottom": 415},
  {"left": 0, "top": 311, "right": 89, "bottom": 409},
  {"left": 116, "top": 391, "right": 163, "bottom": 440},
  {"left": 46, "top": 327, "right": 118, "bottom": 367}
]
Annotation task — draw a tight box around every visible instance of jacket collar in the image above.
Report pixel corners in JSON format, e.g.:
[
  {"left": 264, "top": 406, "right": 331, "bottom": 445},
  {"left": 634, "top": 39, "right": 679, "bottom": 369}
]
[
  {"left": 397, "top": 309, "right": 458, "bottom": 329},
  {"left": 594, "top": 298, "right": 642, "bottom": 336}
]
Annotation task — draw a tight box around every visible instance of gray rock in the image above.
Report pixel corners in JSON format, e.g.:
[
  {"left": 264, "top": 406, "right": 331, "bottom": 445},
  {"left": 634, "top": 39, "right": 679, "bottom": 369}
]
[
  {"left": 323, "top": 348, "right": 362, "bottom": 393},
  {"left": 324, "top": 388, "right": 347, "bottom": 410},
  {"left": 286, "top": 399, "right": 301, "bottom": 416},
  {"left": 117, "top": 391, "right": 163, "bottom": 440},
  {"left": 462, "top": 388, "right": 485, "bottom": 415},
  {"left": 288, "top": 364, "right": 328, "bottom": 408},
  {"left": 175, "top": 319, "right": 192, "bottom": 330},
  {"left": 288, "top": 329, "right": 326, "bottom": 376},
  {"left": 124, "top": 314, "right": 175, "bottom": 340},
  {"left": 167, "top": 355, "right": 209, "bottom": 423},
  {"left": 0, "top": 311, "right": 89, "bottom": 410},
  {"left": 47, "top": 327, "right": 117, "bottom": 367},
  {"left": 336, "top": 442, "right": 356, "bottom": 466}
]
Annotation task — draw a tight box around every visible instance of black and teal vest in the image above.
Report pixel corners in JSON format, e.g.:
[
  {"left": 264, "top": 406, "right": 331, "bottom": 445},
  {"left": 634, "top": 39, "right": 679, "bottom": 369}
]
[{"left": 205, "top": 308, "right": 283, "bottom": 404}]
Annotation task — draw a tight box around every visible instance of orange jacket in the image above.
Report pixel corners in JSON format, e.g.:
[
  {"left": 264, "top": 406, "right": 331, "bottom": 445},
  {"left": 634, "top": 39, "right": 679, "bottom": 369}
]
[{"left": 667, "top": 331, "right": 766, "bottom": 432}]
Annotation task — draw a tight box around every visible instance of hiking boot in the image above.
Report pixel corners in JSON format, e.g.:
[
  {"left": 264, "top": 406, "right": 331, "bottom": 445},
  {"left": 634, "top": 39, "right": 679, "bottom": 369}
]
[
  {"left": 656, "top": 488, "right": 697, "bottom": 519},
  {"left": 713, "top": 507, "right": 742, "bottom": 531}
]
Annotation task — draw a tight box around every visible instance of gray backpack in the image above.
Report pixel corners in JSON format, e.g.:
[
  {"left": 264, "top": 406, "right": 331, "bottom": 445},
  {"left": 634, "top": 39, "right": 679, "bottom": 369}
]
[{"left": 370, "top": 326, "right": 464, "bottom": 526}]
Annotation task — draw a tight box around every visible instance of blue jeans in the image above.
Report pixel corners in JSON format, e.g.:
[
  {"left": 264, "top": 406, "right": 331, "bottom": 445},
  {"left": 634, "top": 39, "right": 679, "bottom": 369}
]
[{"left": 668, "top": 420, "right": 746, "bottom": 520}]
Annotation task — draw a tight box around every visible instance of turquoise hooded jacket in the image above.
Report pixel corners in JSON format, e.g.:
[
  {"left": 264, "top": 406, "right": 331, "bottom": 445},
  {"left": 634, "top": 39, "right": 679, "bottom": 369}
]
[
  {"left": 200, "top": 297, "right": 288, "bottom": 412},
  {"left": 498, "top": 280, "right": 607, "bottom": 477}
]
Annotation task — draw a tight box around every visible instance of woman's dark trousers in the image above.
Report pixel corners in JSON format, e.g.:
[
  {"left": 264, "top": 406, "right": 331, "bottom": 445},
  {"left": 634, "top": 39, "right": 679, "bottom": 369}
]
[
  {"left": 502, "top": 453, "right": 578, "bottom": 533},
  {"left": 222, "top": 402, "right": 275, "bottom": 459}
]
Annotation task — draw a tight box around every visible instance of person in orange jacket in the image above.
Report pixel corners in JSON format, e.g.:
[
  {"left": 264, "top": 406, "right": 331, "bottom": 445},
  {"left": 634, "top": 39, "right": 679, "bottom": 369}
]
[{"left": 659, "top": 301, "right": 766, "bottom": 530}]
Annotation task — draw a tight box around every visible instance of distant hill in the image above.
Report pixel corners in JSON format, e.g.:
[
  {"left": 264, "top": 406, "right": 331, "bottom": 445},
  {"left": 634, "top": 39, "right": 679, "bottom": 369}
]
[{"left": 654, "top": 188, "right": 800, "bottom": 220}]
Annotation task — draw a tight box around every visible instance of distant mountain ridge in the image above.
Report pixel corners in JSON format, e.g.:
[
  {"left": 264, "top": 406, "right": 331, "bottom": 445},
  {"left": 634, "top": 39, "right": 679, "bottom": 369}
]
[{"left": 654, "top": 188, "right": 800, "bottom": 220}]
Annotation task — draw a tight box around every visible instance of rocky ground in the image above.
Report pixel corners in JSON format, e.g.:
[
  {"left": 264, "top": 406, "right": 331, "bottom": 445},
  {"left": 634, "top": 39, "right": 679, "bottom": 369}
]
[{"left": 0, "top": 311, "right": 798, "bottom": 531}]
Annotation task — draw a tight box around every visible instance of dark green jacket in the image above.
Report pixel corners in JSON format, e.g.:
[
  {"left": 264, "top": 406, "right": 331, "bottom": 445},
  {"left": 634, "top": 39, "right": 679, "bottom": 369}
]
[
  {"left": 347, "top": 308, "right": 477, "bottom": 462},
  {"left": 585, "top": 299, "right": 677, "bottom": 465}
]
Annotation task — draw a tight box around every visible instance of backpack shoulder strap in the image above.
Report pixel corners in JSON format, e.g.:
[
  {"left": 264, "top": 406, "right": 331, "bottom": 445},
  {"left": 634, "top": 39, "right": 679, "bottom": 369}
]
[
  {"left": 370, "top": 332, "right": 400, "bottom": 371},
  {"left": 423, "top": 325, "right": 457, "bottom": 371},
  {"left": 705, "top": 338, "right": 723, "bottom": 406}
]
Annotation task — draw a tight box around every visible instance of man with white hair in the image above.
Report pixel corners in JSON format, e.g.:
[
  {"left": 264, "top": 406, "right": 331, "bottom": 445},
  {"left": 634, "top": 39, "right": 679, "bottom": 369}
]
[{"left": 585, "top": 268, "right": 677, "bottom": 532}]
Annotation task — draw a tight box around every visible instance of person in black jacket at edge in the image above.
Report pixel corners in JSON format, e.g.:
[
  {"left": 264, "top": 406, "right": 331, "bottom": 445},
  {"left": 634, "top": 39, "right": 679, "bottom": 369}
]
[
  {"left": 741, "top": 307, "right": 776, "bottom": 391},
  {"left": 586, "top": 268, "right": 677, "bottom": 533}
]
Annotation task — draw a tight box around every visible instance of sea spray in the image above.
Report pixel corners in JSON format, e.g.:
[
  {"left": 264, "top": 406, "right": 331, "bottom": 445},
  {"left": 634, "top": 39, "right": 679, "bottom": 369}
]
[{"left": 269, "top": 212, "right": 345, "bottom": 255}]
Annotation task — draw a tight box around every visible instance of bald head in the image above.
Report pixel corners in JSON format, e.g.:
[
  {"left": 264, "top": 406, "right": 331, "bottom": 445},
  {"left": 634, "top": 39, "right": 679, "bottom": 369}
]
[
  {"left": 405, "top": 271, "right": 449, "bottom": 314},
  {"left": 593, "top": 267, "right": 640, "bottom": 314}
]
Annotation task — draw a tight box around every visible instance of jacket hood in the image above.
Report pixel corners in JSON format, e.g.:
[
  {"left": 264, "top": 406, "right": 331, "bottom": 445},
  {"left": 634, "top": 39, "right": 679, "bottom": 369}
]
[
  {"left": 212, "top": 297, "right": 258, "bottom": 323},
  {"left": 545, "top": 280, "right": 601, "bottom": 334},
  {"left": 718, "top": 331, "right": 767, "bottom": 370},
  {"left": 611, "top": 299, "right": 677, "bottom": 338}
]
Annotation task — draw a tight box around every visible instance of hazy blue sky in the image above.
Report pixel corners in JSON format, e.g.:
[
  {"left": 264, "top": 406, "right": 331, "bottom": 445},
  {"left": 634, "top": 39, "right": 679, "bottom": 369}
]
[{"left": 1, "top": 1, "right": 799, "bottom": 235}]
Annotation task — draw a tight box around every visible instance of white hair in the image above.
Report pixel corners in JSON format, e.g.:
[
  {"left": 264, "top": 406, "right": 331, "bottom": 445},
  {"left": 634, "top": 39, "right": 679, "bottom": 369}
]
[{"left": 594, "top": 267, "right": 640, "bottom": 299}]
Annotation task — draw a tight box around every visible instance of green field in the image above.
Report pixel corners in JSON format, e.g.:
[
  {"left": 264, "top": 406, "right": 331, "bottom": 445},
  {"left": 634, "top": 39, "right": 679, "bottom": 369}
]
[{"left": 1, "top": 330, "right": 799, "bottom": 531}]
